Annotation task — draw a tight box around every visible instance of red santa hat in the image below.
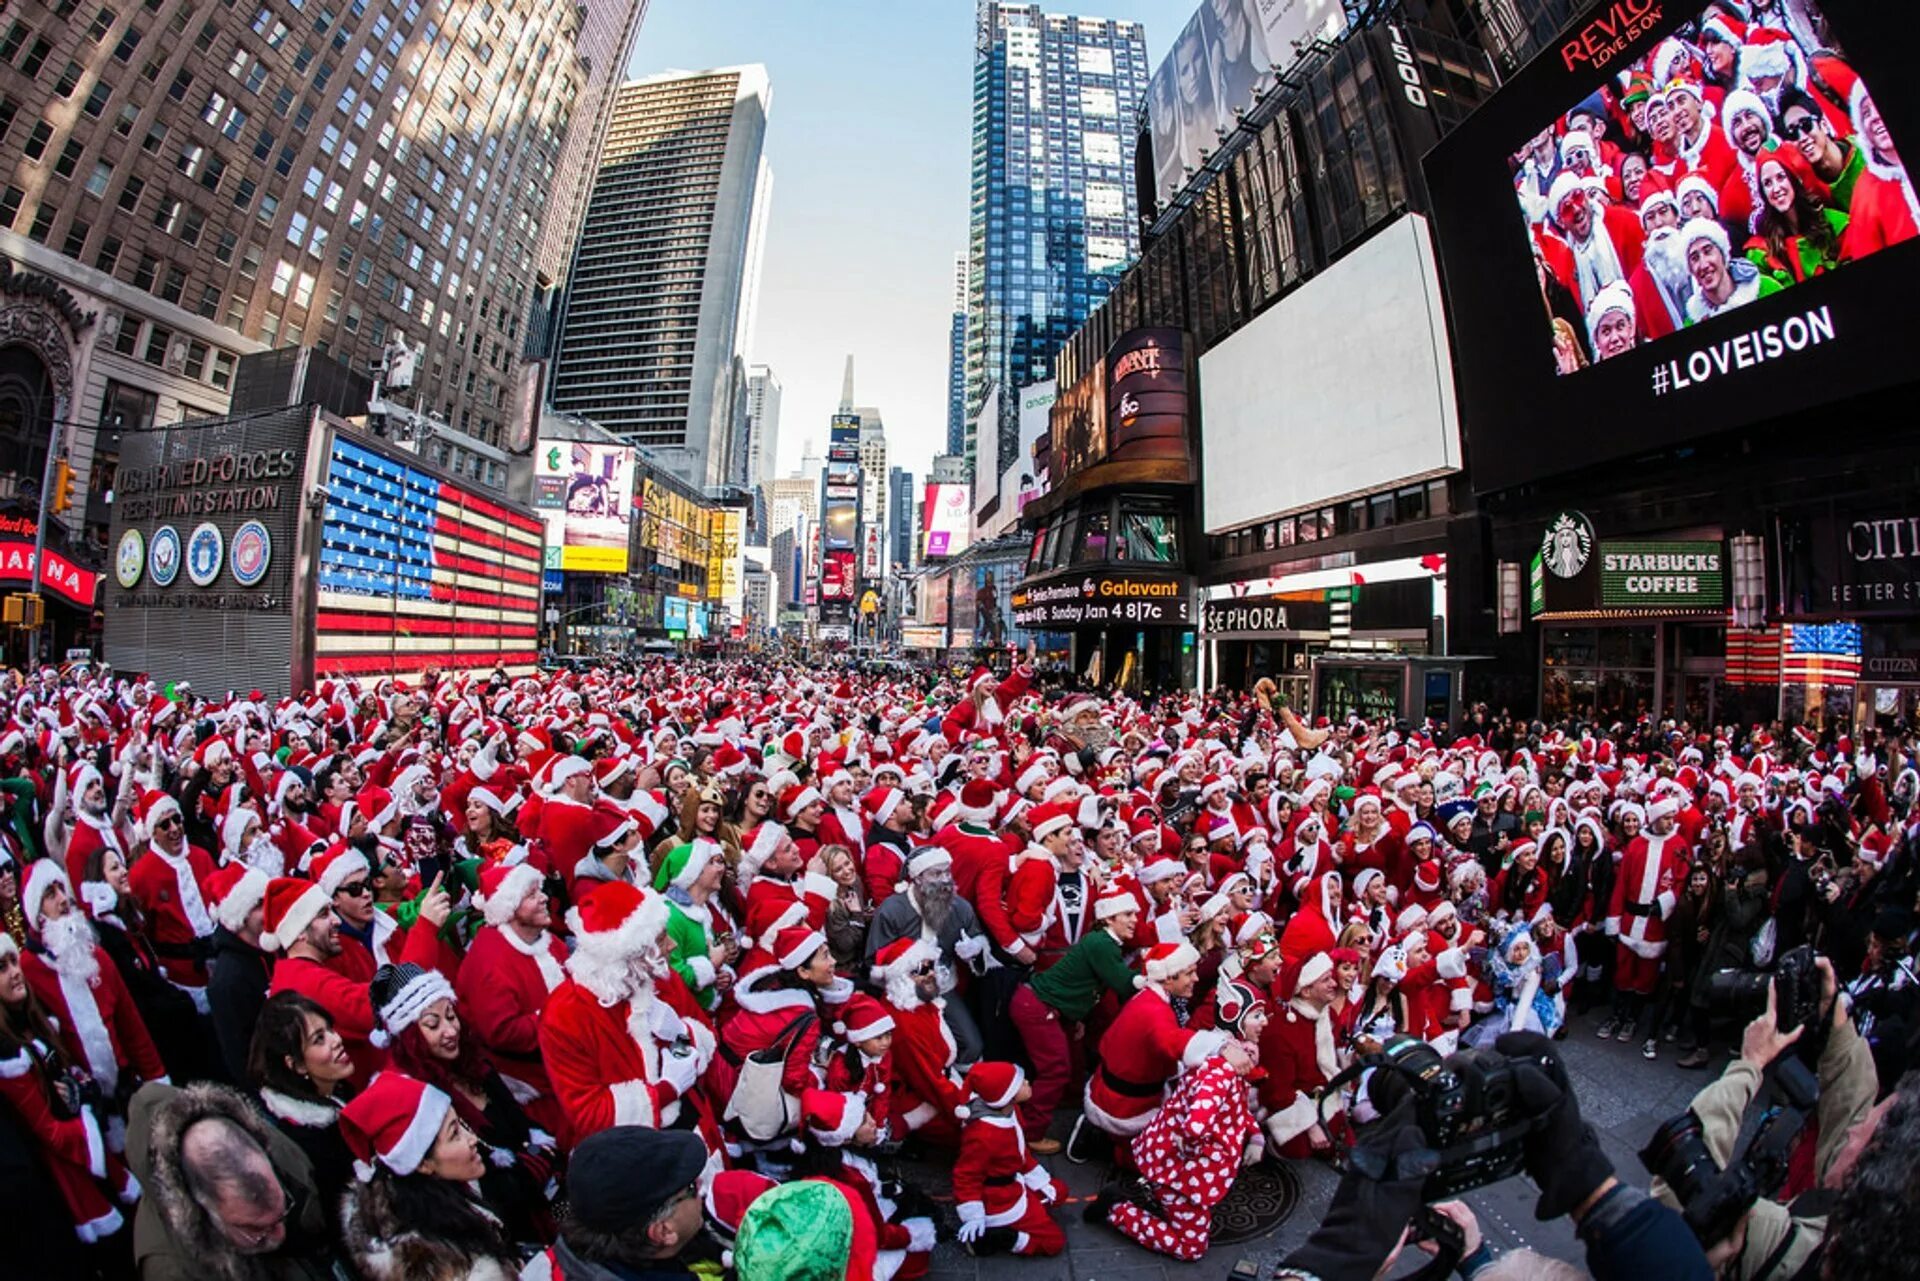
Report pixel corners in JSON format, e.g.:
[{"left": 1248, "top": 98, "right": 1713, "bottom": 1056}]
[
  {"left": 1395, "top": 904, "right": 1430, "bottom": 936},
  {"left": 545, "top": 754, "right": 592, "bottom": 794},
  {"left": 711, "top": 743, "right": 749, "bottom": 778},
  {"left": 1143, "top": 941, "right": 1200, "bottom": 984},
  {"left": 1646, "top": 794, "right": 1683, "bottom": 824},
  {"left": 1292, "top": 950, "right": 1335, "bottom": 997},
  {"left": 339, "top": 1072, "right": 453, "bottom": 1181},
  {"left": 563, "top": 881, "right": 669, "bottom": 998},
  {"left": 355, "top": 784, "right": 399, "bottom": 832},
  {"left": 1199, "top": 772, "right": 1230, "bottom": 802},
  {"left": 739, "top": 821, "right": 788, "bottom": 880},
  {"left": 1414, "top": 859, "right": 1442, "bottom": 893},
  {"left": 1093, "top": 884, "right": 1137, "bottom": 922},
  {"left": 133, "top": 789, "right": 183, "bottom": 842},
  {"left": 1015, "top": 757, "right": 1051, "bottom": 796},
  {"left": 953, "top": 778, "right": 999, "bottom": 824},
  {"left": 1138, "top": 854, "right": 1184, "bottom": 885},
  {"left": 477, "top": 861, "right": 544, "bottom": 928},
  {"left": 872, "top": 936, "right": 937, "bottom": 1009},
  {"left": 965, "top": 666, "right": 995, "bottom": 694},
  {"left": 831, "top": 993, "right": 896, "bottom": 1044},
  {"left": 206, "top": 863, "right": 270, "bottom": 934},
  {"left": 954, "top": 1060, "right": 1024, "bottom": 1120},
  {"left": 772, "top": 925, "right": 827, "bottom": 971},
  {"left": 860, "top": 785, "right": 905, "bottom": 827},
  {"left": 220, "top": 805, "right": 263, "bottom": 865},
  {"left": 800, "top": 1088, "right": 868, "bottom": 1147},
  {"left": 1028, "top": 801, "right": 1074, "bottom": 841},
  {"left": 313, "top": 844, "right": 372, "bottom": 897},
  {"left": 779, "top": 784, "right": 823, "bottom": 824},
  {"left": 261, "top": 876, "right": 331, "bottom": 952},
  {"left": 20, "top": 859, "right": 70, "bottom": 935}
]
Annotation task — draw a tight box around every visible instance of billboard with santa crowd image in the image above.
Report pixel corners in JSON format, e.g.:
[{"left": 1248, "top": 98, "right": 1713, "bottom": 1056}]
[{"left": 1424, "top": 0, "right": 1920, "bottom": 491}]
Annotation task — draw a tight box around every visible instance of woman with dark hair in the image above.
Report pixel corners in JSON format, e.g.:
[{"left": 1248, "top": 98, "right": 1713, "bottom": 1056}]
[
  {"left": 338, "top": 1071, "right": 525, "bottom": 1279},
  {"left": 0, "top": 932, "right": 139, "bottom": 1247},
  {"left": 372, "top": 963, "right": 555, "bottom": 1243},
  {"left": 1490, "top": 837, "right": 1550, "bottom": 923},
  {"left": 461, "top": 790, "right": 523, "bottom": 863},
  {"left": 1746, "top": 144, "right": 1848, "bottom": 284},
  {"left": 1687, "top": 843, "right": 1771, "bottom": 1069},
  {"left": 1655, "top": 861, "right": 1719, "bottom": 1065},
  {"left": 78, "top": 842, "right": 212, "bottom": 1082},
  {"left": 729, "top": 775, "right": 776, "bottom": 831},
  {"left": 248, "top": 990, "right": 356, "bottom": 1210}
]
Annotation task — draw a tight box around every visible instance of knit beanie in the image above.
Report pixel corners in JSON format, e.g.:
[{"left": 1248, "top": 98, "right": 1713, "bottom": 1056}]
[{"left": 735, "top": 1179, "right": 873, "bottom": 1281}]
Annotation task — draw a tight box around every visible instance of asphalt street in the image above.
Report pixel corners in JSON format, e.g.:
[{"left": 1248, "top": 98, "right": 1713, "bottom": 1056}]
[{"left": 920, "top": 1007, "right": 1722, "bottom": 1280}]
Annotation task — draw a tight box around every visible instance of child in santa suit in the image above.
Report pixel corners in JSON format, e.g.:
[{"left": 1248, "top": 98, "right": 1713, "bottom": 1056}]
[
  {"left": 1095, "top": 979, "right": 1264, "bottom": 1260},
  {"left": 1257, "top": 952, "right": 1350, "bottom": 1160},
  {"left": 822, "top": 995, "right": 897, "bottom": 1138},
  {"left": 800, "top": 1090, "right": 939, "bottom": 1281},
  {"left": 951, "top": 1062, "right": 1066, "bottom": 1258}
]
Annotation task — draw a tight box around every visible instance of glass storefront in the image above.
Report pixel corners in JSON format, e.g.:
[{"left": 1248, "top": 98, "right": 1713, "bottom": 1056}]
[{"left": 1540, "top": 625, "right": 1657, "bottom": 723}]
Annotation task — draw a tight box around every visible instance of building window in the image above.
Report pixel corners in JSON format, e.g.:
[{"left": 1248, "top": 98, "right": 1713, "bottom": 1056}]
[
  {"left": 114, "top": 319, "right": 142, "bottom": 355},
  {"left": 183, "top": 340, "right": 208, "bottom": 378},
  {"left": 160, "top": 265, "right": 187, "bottom": 304},
  {"left": 22, "top": 120, "right": 51, "bottom": 160},
  {"left": 117, "top": 175, "right": 145, "bottom": 212},
  {"left": 55, "top": 139, "right": 85, "bottom": 178},
  {"left": 0, "top": 185, "right": 23, "bottom": 228},
  {"left": 197, "top": 283, "right": 220, "bottom": 318},
  {"left": 20, "top": 38, "right": 55, "bottom": 78},
  {"left": 93, "top": 234, "right": 121, "bottom": 272},
  {"left": 210, "top": 351, "right": 235, "bottom": 389}
]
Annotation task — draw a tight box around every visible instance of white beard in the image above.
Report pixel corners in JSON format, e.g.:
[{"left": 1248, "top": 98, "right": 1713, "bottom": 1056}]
[
  {"left": 1643, "top": 230, "right": 1693, "bottom": 322},
  {"left": 244, "top": 834, "right": 285, "bottom": 878},
  {"left": 44, "top": 913, "right": 101, "bottom": 986}
]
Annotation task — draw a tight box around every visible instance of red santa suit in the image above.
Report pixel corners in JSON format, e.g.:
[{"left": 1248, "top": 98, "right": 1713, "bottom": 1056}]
[
  {"left": 1085, "top": 952, "right": 1229, "bottom": 1138},
  {"left": 127, "top": 831, "right": 217, "bottom": 996},
  {"left": 941, "top": 664, "right": 1032, "bottom": 743},
  {"left": 1004, "top": 844, "right": 1059, "bottom": 956},
  {"left": 536, "top": 776, "right": 599, "bottom": 895},
  {"left": 1257, "top": 976, "right": 1347, "bottom": 1159},
  {"left": 21, "top": 931, "right": 168, "bottom": 1119},
  {"left": 63, "top": 808, "right": 126, "bottom": 894},
  {"left": 875, "top": 940, "right": 965, "bottom": 1149},
  {"left": 535, "top": 884, "right": 721, "bottom": 1160},
  {"left": 832, "top": 1149, "right": 937, "bottom": 1281},
  {"left": 941, "top": 809, "right": 1020, "bottom": 956},
  {"left": 1277, "top": 871, "right": 1342, "bottom": 990},
  {"left": 456, "top": 863, "right": 570, "bottom": 1142},
  {"left": 1111, "top": 1056, "right": 1258, "bottom": 1259},
  {"left": 952, "top": 1074, "right": 1065, "bottom": 1257},
  {"left": 0, "top": 1009, "right": 140, "bottom": 1242},
  {"left": 1606, "top": 815, "right": 1689, "bottom": 994},
  {"left": 1401, "top": 941, "right": 1472, "bottom": 1046}
]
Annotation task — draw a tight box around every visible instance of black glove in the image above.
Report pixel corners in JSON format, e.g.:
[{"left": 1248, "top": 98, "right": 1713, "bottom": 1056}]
[
  {"left": 1280, "top": 1098, "right": 1436, "bottom": 1281},
  {"left": 1495, "top": 1031, "right": 1614, "bottom": 1222}
]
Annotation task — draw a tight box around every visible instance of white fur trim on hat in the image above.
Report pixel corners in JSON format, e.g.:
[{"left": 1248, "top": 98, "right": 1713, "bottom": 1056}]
[
  {"left": 480, "top": 863, "right": 544, "bottom": 928},
  {"left": 371, "top": 968, "right": 456, "bottom": 1047},
  {"left": 672, "top": 838, "right": 724, "bottom": 891},
  {"left": 213, "top": 867, "right": 271, "bottom": 934},
  {"left": 1296, "top": 952, "right": 1335, "bottom": 990},
  {"left": 1146, "top": 941, "right": 1200, "bottom": 983},
  {"left": 22, "top": 859, "right": 70, "bottom": 934},
  {"left": 905, "top": 847, "right": 951, "bottom": 880},
  {"left": 546, "top": 756, "right": 591, "bottom": 792},
  {"left": 267, "top": 883, "right": 331, "bottom": 953},
  {"left": 1030, "top": 808, "right": 1073, "bottom": 841},
  {"left": 317, "top": 848, "right": 373, "bottom": 897},
  {"left": 365, "top": 1081, "right": 453, "bottom": 1179},
  {"left": 741, "top": 822, "right": 787, "bottom": 877},
  {"left": 776, "top": 929, "right": 827, "bottom": 971}
]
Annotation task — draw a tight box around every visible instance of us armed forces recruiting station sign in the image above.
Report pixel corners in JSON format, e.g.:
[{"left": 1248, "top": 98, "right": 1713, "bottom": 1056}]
[{"left": 1012, "top": 571, "right": 1193, "bottom": 628}]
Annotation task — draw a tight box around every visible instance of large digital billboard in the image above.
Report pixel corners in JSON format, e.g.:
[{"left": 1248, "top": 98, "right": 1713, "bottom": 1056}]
[
  {"left": 1425, "top": 0, "right": 1920, "bottom": 492},
  {"left": 534, "top": 440, "right": 633, "bottom": 573},
  {"left": 1105, "top": 328, "right": 1190, "bottom": 462},
  {"left": 923, "top": 483, "right": 972, "bottom": 559},
  {"left": 1147, "top": 0, "right": 1348, "bottom": 211}
]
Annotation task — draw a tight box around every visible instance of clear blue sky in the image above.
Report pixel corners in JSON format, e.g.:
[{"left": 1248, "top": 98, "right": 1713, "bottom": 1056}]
[{"left": 626, "top": 0, "right": 1198, "bottom": 481}]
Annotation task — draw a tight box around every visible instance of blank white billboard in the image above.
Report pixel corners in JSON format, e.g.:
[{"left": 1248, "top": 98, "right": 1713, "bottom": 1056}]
[{"left": 1200, "top": 213, "right": 1460, "bottom": 534}]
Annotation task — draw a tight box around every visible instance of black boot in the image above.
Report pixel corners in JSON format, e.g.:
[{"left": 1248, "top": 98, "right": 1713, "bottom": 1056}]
[
  {"left": 964, "top": 1227, "right": 1020, "bottom": 1257},
  {"left": 1084, "top": 1189, "right": 1122, "bottom": 1225}
]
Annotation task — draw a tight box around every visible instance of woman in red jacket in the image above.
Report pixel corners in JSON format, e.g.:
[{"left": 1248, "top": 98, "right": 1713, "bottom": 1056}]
[{"left": 0, "top": 932, "right": 140, "bottom": 1244}]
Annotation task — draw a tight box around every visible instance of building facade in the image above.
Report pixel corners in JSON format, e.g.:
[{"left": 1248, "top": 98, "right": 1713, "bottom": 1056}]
[
  {"left": 889, "top": 465, "right": 915, "bottom": 571},
  {"left": 966, "top": 2, "right": 1147, "bottom": 478},
  {"left": 946, "top": 251, "right": 966, "bottom": 457},
  {"left": 550, "top": 66, "right": 771, "bottom": 489},
  {"left": 745, "top": 362, "right": 780, "bottom": 490}
]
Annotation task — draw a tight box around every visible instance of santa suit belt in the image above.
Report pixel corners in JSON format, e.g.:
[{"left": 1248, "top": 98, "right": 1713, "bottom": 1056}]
[
  {"left": 151, "top": 938, "right": 210, "bottom": 961},
  {"left": 1622, "top": 901, "right": 1657, "bottom": 918},
  {"left": 1100, "top": 1066, "right": 1164, "bottom": 1099},
  {"left": 984, "top": 1174, "right": 1019, "bottom": 1188}
]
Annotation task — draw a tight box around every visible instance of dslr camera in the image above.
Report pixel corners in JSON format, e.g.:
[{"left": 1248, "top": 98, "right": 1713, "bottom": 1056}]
[
  {"left": 1703, "top": 945, "right": 1825, "bottom": 1053},
  {"left": 1328, "top": 1034, "right": 1547, "bottom": 1201}
]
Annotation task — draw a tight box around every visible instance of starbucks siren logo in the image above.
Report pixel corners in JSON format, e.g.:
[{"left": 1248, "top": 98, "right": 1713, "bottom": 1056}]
[{"left": 1540, "top": 511, "right": 1594, "bottom": 579}]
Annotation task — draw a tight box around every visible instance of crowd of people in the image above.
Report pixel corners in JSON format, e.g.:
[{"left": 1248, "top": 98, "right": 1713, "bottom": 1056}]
[
  {"left": 1515, "top": 0, "right": 1917, "bottom": 371},
  {"left": 1, "top": 650, "right": 1917, "bottom": 1279}
]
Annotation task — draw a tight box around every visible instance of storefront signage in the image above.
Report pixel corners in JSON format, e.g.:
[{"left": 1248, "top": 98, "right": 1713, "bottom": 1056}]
[
  {"left": 1012, "top": 572, "right": 1192, "bottom": 628},
  {"left": 0, "top": 259, "right": 95, "bottom": 334},
  {"left": 0, "top": 540, "right": 98, "bottom": 606},
  {"left": 1776, "top": 507, "right": 1920, "bottom": 618},
  {"left": 1201, "top": 595, "right": 1334, "bottom": 637},
  {"left": 1540, "top": 511, "right": 1594, "bottom": 578},
  {"left": 1104, "top": 328, "right": 1189, "bottom": 463},
  {"left": 115, "top": 449, "right": 300, "bottom": 523},
  {"left": 1599, "top": 541, "right": 1724, "bottom": 608}
]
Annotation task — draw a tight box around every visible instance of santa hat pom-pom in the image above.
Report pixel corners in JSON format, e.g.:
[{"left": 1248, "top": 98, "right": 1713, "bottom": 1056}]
[
  {"left": 488, "top": 1146, "right": 516, "bottom": 1169},
  {"left": 953, "top": 1104, "right": 972, "bottom": 1121},
  {"left": 1132, "top": 976, "right": 1148, "bottom": 990},
  {"left": 721, "top": 1251, "right": 735, "bottom": 1269},
  {"left": 832, "top": 1020, "right": 848, "bottom": 1036},
  {"left": 352, "top": 1159, "right": 378, "bottom": 1183},
  {"left": 368, "top": 1028, "right": 391, "bottom": 1050}
]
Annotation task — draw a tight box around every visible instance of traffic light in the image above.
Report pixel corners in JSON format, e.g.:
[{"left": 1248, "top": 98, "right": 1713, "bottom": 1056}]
[
  {"left": 50, "top": 459, "right": 73, "bottom": 515},
  {"left": 3, "top": 594, "right": 43, "bottom": 628}
]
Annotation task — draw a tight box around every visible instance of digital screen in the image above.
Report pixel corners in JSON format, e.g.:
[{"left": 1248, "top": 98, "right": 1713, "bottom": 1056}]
[
  {"left": 822, "top": 502, "right": 857, "bottom": 550},
  {"left": 534, "top": 440, "right": 633, "bottom": 573},
  {"left": 922, "top": 483, "right": 971, "bottom": 559},
  {"left": 1514, "top": 0, "right": 1909, "bottom": 373}
]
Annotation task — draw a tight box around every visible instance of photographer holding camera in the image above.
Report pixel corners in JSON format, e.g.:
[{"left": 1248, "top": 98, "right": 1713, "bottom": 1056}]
[
  {"left": 1275, "top": 1032, "right": 1711, "bottom": 1281},
  {"left": 1646, "top": 952, "right": 1877, "bottom": 1280}
]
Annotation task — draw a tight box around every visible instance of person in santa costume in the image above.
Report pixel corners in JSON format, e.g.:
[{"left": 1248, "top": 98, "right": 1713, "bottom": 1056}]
[
  {"left": 125, "top": 788, "right": 217, "bottom": 1001},
  {"left": 536, "top": 880, "right": 721, "bottom": 1160},
  {"left": 1005, "top": 801, "right": 1076, "bottom": 961},
  {"left": 18, "top": 861, "right": 168, "bottom": 1143},
  {"left": 820, "top": 994, "right": 897, "bottom": 1136},
  {"left": 263, "top": 873, "right": 448, "bottom": 1085},
  {"left": 1096, "top": 977, "right": 1264, "bottom": 1260},
  {"left": 536, "top": 756, "right": 601, "bottom": 894},
  {"left": 950, "top": 1061, "right": 1065, "bottom": 1257},
  {"left": 1277, "top": 870, "right": 1343, "bottom": 991},
  {"left": 871, "top": 937, "right": 966, "bottom": 1149},
  {"left": 941, "top": 659, "right": 1032, "bottom": 743},
  {"left": 862, "top": 847, "right": 992, "bottom": 1059},
  {"left": 455, "top": 859, "right": 571, "bottom": 1144},
  {"left": 0, "top": 929, "right": 143, "bottom": 1244},
  {"left": 203, "top": 862, "right": 274, "bottom": 1084},
  {"left": 798, "top": 1088, "right": 939, "bottom": 1281},
  {"left": 1605, "top": 794, "right": 1690, "bottom": 1055},
  {"left": 1256, "top": 951, "right": 1352, "bottom": 1160},
  {"left": 711, "top": 924, "right": 853, "bottom": 1163},
  {"left": 654, "top": 837, "right": 740, "bottom": 1014},
  {"left": 1841, "top": 80, "right": 1919, "bottom": 258},
  {"left": 57, "top": 758, "right": 127, "bottom": 893},
  {"left": 1082, "top": 942, "right": 1244, "bottom": 1151}
]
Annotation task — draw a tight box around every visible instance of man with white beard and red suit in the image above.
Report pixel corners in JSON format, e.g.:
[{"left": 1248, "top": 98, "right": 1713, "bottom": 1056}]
[
  {"left": 1628, "top": 185, "right": 1691, "bottom": 336},
  {"left": 873, "top": 937, "right": 967, "bottom": 1149},
  {"left": 1606, "top": 794, "right": 1691, "bottom": 1056},
  {"left": 59, "top": 759, "right": 126, "bottom": 891},
  {"left": 537, "top": 880, "right": 722, "bottom": 1161},
  {"left": 1543, "top": 170, "right": 1646, "bottom": 318},
  {"left": 19, "top": 862, "right": 169, "bottom": 1139},
  {"left": 457, "top": 859, "right": 571, "bottom": 1143}
]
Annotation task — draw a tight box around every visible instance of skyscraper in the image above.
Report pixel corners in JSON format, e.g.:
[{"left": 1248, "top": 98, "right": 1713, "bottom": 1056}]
[
  {"left": 745, "top": 364, "right": 782, "bottom": 490},
  {"left": 0, "top": 0, "right": 625, "bottom": 520},
  {"left": 967, "top": 3, "right": 1147, "bottom": 474},
  {"left": 889, "top": 465, "right": 916, "bottom": 570},
  {"left": 550, "top": 66, "right": 771, "bottom": 488},
  {"left": 946, "top": 252, "right": 967, "bottom": 458}
]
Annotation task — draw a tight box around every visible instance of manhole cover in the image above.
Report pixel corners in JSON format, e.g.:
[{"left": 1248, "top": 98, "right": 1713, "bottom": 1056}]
[{"left": 1208, "top": 1161, "right": 1303, "bottom": 1245}]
